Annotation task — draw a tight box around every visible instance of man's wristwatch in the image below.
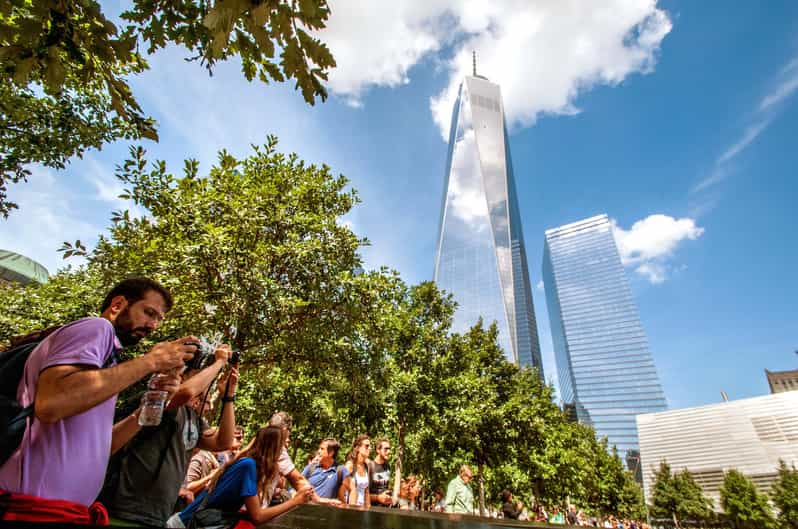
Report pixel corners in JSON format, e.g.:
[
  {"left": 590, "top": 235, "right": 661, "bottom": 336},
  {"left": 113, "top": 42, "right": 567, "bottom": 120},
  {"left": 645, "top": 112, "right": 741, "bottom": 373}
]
[{"left": 221, "top": 395, "right": 236, "bottom": 403}]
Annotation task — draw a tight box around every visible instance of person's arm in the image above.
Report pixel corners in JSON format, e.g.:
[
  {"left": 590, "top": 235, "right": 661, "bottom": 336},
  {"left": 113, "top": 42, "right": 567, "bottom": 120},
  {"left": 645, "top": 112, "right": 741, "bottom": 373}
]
[
  {"left": 444, "top": 481, "right": 457, "bottom": 513},
  {"left": 110, "top": 376, "right": 181, "bottom": 454},
  {"left": 285, "top": 468, "right": 311, "bottom": 494},
  {"left": 168, "top": 346, "right": 231, "bottom": 409},
  {"left": 110, "top": 409, "right": 141, "bottom": 454},
  {"left": 243, "top": 486, "right": 312, "bottom": 523},
  {"left": 187, "top": 471, "right": 218, "bottom": 495},
  {"left": 35, "top": 339, "right": 194, "bottom": 423},
  {"left": 365, "top": 477, "right": 371, "bottom": 509},
  {"left": 337, "top": 474, "right": 350, "bottom": 503},
  {"left": 348, "top": 473, "right": 358, "bottom": 506},
  {"left": 197, "top": 367, "right": 238, "bottom": 451}
]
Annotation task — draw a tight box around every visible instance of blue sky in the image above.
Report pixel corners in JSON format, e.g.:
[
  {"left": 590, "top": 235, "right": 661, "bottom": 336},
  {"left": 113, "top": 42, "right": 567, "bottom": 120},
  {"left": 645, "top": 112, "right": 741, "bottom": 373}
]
[{"left": 2, "top": 1, "right": 796, "bottom": 410}]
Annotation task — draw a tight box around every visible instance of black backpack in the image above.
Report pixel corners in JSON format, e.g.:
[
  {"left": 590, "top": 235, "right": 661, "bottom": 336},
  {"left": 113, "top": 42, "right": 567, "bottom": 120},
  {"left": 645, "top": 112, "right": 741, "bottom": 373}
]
[
  {"left": 0, "top": 340, "right": 40, "bottom": 466},
  {"left": 0, "top": 324, "right": 115, "bottom": 467}
]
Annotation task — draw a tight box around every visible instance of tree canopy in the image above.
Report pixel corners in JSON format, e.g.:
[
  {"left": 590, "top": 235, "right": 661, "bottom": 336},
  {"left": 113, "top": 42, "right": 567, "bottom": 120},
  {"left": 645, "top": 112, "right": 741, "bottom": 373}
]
[
  {"left": 720, "top": 469, "right": 776, "bottom": 529},
  {"left": 771, "top": 460, "right": 798, "bottom": 529},
  {"left": 0, "top": 136, "right": 645, "bottom": 517},
  {"left": 0, "top": 0, "right": 335, "bottom": 216},
  {"left": 649, "top": 462, "right": 714, "bottom": 526}
]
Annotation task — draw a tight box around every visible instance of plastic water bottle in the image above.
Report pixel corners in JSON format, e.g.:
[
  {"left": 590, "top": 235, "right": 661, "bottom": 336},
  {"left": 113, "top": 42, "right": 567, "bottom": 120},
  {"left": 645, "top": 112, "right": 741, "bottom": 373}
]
[{"left": 138, "top": 373, "right": 171, "bottom": 426}]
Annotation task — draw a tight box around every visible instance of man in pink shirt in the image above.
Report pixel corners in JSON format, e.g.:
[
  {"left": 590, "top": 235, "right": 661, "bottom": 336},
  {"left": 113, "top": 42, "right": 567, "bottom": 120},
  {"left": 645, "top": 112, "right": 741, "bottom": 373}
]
[{"left": 0, "top": 277, "right": 196, "bottom": 509}]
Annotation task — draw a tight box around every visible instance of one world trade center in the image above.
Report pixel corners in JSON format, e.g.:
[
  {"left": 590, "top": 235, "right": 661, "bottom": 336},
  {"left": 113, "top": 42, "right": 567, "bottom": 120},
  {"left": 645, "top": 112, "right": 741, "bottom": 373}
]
[{"left": 433, "top": 69, "right": 542, "bottom": 373}]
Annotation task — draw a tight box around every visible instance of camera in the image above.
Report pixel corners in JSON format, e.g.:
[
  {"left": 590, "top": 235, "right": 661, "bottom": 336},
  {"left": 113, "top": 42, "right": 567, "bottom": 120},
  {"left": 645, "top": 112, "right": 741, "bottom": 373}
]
[
  {"left": 184, "top": 341, "right": 240, "bottom": 370},
  {"left": 184, "top": 341, "right": 211, "bottom": 371}
]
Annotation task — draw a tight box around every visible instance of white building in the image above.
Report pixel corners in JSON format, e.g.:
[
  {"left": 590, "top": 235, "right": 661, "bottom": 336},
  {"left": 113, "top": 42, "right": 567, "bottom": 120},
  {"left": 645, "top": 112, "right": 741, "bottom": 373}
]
[{"left": 636, "top": 391, "right": 798, "bottom": 510}]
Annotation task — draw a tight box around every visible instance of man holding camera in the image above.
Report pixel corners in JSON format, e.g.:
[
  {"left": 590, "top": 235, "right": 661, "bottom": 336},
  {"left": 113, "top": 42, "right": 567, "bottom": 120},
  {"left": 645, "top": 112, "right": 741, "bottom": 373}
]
[
  {"left": 0, "top": 278, "right": 195, "bottom": 519},
  {"left": 102, "top": 346, "right": 239, "bottom": 527}
]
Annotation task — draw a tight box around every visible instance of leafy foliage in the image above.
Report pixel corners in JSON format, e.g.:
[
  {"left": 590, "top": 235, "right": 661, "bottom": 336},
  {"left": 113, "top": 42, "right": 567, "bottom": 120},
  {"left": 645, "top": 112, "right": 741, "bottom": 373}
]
[
  {"left": 0, "top": 0, "right": 334, "bottom": 215},
  {"left": 770, "top": 461, "right": 798, "bottom": 529},
  {"left": 650, "top": 462, "right": 714, "bottom": 526},
  {"left": 0, "top": 136, "right": 646, "bottom": 518},
  {"left": 0, "top": 266, "right": 102, "bottom": 343},
  {"left": 721, "top": 469, "right": 776, "bottom": 529}
]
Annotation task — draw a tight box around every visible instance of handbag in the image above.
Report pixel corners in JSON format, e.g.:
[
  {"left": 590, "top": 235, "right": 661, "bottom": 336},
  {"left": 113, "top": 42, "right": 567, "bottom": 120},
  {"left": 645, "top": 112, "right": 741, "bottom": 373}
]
[
  {"left": 185, "top": 489, "right": 242, "bottom": 529},
  {"left": 187, "top": 507, "right": 241, "bottom": 529}
]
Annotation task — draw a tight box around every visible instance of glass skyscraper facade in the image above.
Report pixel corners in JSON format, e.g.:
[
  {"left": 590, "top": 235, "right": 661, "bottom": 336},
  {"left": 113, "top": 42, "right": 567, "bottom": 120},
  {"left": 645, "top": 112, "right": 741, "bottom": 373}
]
[
  {"left": 433, "top": 75, "right": 542, "bottom": 371},
  {"left": 542, "top": 214, "right": 667, "bottom": 456}
]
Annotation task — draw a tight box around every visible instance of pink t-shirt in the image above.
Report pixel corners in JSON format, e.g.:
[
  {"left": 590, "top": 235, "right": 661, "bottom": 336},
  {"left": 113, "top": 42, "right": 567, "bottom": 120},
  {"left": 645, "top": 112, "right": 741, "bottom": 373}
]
[{"left": 0, "top": 317, "right": 121, "bottom": 506}]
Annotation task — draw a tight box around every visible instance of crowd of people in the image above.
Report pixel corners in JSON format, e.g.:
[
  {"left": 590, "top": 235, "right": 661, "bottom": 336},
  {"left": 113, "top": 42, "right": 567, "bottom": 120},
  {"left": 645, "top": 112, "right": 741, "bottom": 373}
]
[{"left": 0, "top": 277, "right": 646, "bottom": 528}]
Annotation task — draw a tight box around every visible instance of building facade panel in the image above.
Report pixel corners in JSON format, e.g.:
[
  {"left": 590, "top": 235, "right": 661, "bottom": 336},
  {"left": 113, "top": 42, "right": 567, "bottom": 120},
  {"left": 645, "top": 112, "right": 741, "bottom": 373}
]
[
  {"left": 637, "top": 392, "right": 798, "bottom": 510},
  {"left": 434, "top": 76, "right": 542, "bottom": 371},
  {"left": 542, "top": 214, "right": 666, "bottom": 457}
]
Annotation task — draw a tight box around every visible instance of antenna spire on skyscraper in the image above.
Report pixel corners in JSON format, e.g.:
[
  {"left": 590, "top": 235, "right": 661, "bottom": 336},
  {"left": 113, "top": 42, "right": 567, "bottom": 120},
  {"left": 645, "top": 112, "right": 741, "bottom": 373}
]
[{"left": 472, "top": 50, "right": 477, "bottom": 77}]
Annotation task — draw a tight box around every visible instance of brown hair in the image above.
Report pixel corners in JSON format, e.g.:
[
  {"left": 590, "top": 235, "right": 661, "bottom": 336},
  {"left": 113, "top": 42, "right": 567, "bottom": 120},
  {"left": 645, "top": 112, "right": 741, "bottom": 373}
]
[
  {"left": 347, "top": 434, "right": 370, "bottom": 464},
  {"left": 100, "top": 277, "right": 173, "bottom": 312},
  {"left": 400, "top": 475, "right": 418, "bottom": 498},
  {"left": 207, "top": 425, "right": 285, "bottom": 501},
  {"left": 322, "top": 437, "right": 341, "bottom": 461}
]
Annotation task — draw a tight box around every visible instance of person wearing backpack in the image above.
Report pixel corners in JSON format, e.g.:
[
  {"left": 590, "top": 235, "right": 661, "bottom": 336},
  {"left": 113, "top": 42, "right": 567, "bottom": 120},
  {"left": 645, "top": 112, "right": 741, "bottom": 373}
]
[
  {"left": 0, "top": 277, "right": 196, "bottom": 519},
  {"left": 300, "top": 438, "right": 346, "bottom": 504},
  {"left": 168, "top": 425, "right": 313, "bottom": 528},
  {"left": 102, "top": 351, "right": 239, "bottom": 527}
]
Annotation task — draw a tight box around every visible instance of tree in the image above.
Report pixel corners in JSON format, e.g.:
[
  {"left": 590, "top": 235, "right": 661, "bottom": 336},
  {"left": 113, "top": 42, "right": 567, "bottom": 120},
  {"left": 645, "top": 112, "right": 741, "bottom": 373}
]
[
  {"left": 771, "top": 460, "right": 798, "bottom": 529},
  {"left": 674, "top": 469, "right": 714, "bottom": 522},
  {"left": 0, "top": 0, "right": 335, "bottom": 216},
  {"left": 650, "top": 462, "right": 714, "bottom": 527},
  {"left": 721, "top": 469, "right": 776, "bottom": 529},
  {"left": 0, "top": 132, "right": 664, "bottom": 519},
  {"left": 378, "top": 281, "right": 455, "bottom": 500},
  {"left": 616, "top": 473, "right": 647, "bottom": 520},
  {"left": 436, "top": 320, "right": 521, "bottom": 515},
  {"left": 0, "top": 266, "right": 102, "bottom": 343}
]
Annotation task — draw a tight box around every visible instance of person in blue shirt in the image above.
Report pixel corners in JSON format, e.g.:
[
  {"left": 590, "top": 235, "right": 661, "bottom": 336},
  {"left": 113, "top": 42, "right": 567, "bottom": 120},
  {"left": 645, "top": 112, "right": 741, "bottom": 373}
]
[
  {"left": 301, "top": 438, "right": 347, "bottom": 504},
  {"left": 168, "top": 425, "right": 312, "bottom": 527}
]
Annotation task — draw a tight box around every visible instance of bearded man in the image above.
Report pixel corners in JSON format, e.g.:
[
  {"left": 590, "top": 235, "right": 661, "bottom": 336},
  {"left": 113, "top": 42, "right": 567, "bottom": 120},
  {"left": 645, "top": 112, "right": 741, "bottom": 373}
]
[{"left": 0, "top": 277, "right": 196, "bottom": 514}]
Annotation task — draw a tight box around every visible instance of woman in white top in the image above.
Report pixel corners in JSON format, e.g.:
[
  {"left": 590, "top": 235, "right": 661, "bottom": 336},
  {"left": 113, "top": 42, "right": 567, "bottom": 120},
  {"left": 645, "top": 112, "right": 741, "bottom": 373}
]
[{"left": 346, "top": 434, "right": 372, "bottom": 508}]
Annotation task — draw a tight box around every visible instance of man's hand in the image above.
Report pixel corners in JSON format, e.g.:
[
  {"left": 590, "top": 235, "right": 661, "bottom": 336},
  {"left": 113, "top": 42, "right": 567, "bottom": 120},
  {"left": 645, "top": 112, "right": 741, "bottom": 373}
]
[
  {"left": 214, "top": 344, "right": 232, "bottom": 364},
  {"left": 158, "top": 374, "right": 181, "bottom": 401},
  {"left": 217, "top": 366, "right": 240, "bottom": 397},
  {"left": 377, "top": 493, "right": 392, "bottom": 506},
  {"left": 146, "top": 336, "right": 198, "bottom": 372}
]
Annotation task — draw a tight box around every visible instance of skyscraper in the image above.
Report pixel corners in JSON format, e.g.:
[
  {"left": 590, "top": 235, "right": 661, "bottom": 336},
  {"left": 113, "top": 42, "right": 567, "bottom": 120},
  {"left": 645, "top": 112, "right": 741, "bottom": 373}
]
[
  {"left": 542, "top": 214, "right": 666, "bottom": 457},
  {"left": 433, "top": 73, "right": 542, "bottom": 371}
]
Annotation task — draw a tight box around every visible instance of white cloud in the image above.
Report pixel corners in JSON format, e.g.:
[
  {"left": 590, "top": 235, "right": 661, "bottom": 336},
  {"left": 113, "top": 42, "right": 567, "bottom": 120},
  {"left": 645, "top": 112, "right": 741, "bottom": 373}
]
[
  {"left": 634, "top": 261, "right": 667, "bottom": 284},
  {"left": 715, "top": 119, "right": 771, "bottom": 166},
  {"left": 81, "top": 154, "right": 147, "bottom": 219},
  {"left": 320, "top": 0, "right": 671, "bottom": 137},
  {"left": 612, "top": 214, "right": 704, "bottom": 284},
  {"left": 0, "top": 167, "right": 102, "bottom": 274},
  {"left": 693, "top": 53, "right": 798, "bottom": 193},
  {"left": 759, "top": 65, "right": 798, "bottom": 112},
  {"left": 536, "top": 279, "right": 544, "bottom": 291},
  {"left": 321, "top": 2, "right": 446, "bottom": 98}
]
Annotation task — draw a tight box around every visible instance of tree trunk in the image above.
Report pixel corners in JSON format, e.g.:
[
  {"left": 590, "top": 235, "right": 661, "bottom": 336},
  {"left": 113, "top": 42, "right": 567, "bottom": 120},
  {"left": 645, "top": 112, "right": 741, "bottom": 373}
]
[
  {"left": 478, "top": 462, "right": 486, "bottom": 516},
  {"left": 672, "top": 512, "right": 679, "bottom": 529},
  {"left": 393, "top": 422, "right": 405, "bottom": 504}
]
